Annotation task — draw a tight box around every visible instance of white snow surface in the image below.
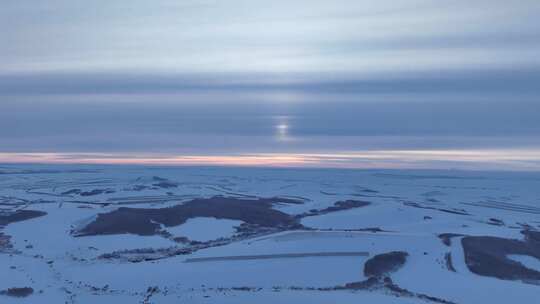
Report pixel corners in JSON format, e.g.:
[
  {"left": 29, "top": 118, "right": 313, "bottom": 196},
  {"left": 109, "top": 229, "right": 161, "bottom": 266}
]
[
  {"left": 508, "top": 254, "right": 540, "bottom": 272},
  {"left": 165, "top": 217, "right": 242, "bottom": 242},
  {"left": 0, "top": 164, "right": 539, "bottom": 303}
]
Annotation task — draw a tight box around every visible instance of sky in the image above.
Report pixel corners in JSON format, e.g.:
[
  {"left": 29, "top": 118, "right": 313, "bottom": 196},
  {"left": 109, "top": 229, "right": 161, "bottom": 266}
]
[{"left": 1, "top": 0, "right": 540, "bottom": 170}]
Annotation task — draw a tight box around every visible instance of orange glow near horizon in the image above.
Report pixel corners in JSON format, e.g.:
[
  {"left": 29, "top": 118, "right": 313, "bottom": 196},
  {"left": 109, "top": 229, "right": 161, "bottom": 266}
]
[{"left": 1, "top": 149, "right": 539, "bottom": 171}]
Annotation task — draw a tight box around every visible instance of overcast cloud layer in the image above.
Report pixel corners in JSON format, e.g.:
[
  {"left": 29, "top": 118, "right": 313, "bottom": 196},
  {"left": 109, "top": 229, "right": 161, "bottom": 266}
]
[{"left": 1, "top": 1, "right": 540, "bottom": 170}]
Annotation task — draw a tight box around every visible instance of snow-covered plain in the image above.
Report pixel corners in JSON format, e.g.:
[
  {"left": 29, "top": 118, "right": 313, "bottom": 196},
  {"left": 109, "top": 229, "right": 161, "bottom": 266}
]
[
  {"left": 1, "top": 164, "right": 539, "bottom": 303},
  {"left": 165, "top": 218, "right": 243, "bottom": 242}
]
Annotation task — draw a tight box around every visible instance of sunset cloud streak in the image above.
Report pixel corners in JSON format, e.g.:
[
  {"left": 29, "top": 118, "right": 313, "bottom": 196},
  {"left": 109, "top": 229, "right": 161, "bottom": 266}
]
[{"left": 2, "top": 149, "right": 539, "bottom": 171}]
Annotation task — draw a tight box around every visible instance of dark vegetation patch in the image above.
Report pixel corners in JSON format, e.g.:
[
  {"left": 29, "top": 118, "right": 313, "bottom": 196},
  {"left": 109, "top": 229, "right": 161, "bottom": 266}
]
[
  {"left": 75, "top": 196, "right": 304, "bottom": 237},
  {"left": 0, "top": 210, "right": 47, "bottom": 226},
  {"left": 62, "top": 189, "right": 115, "bottom": 196},
  {"left": 360, "top": 189, "right": 378, "bottom": 193},
  {"left": 342, "top": 277, "right": 380, "bottom": 290},
  {"left": 516, "top": 222, "right": 535, "bottom": 230},
  {"left": 204, "top": 279, "right": 456, "bottom": 304},
  {"left": 61, "top": 189, "right": 82, "bottom": 195},
  {"left": 143, "top": 286, "right": 160, "bottom": 304},
  {"left": 320, "top": 191, "right": 337, "bottom": 196},
  {"left": 353, "top": 227, "right": 387, "bottom": 233},
  {"left": 298, "top": 200, "right": 370, "bottom": 218},
  {"left": 129, "top": 185, "right": 150, "bottom": 191},
  {"left": 351, "top": 193, "right": 401, "bottom": 199},
  {"left": 422, "top": 191, "right": 446, "bottom": 197},
  {"left": 65, "top": 200, "right": 111, "bottom": 207},
  {"left": 438, "top": 233, "right": 464, "bottom": 247},
  {"left": 0, "top": 287, "right": 34, "bottom": 298},
  {"left": 487, "top": 218, "right": 505, "bottom": 226},
  {"left": 153, "top": 181, "right": 178, "bottom": 189},
  {"left": 378, "top": 277, "right": 456, "bottom": 304},
  {"left": 318, "top": 227, "right": 389, "bottom": 233},
  {"left": 234, "top": 222, "right": 290, "bottom": 237},
  {"left": 0, "top": 210, "right": 45, "bottom": 252},
  {"left": 444, "top": 252, "right": 456, "bottom": 272},
  {"left": 404, "top": 202, "right": 469, "bottom": 216},
  {"left": 151, "top": 176, "right": 179, "bottom": 188},
  {"left": 522, "top": 230, "right": 540, "bottom": 243},
  {"left": 0, "top": 233, "right": 12, "bottom": 251},
  {"left": 364, "top": 251, "right": 408, "bottom": 278},
  {"left": 100, "top": 237, "right": 246, "bottom": 262},
  {"left": 80, "top": 189, "right": 115, "bottom": 196},
  {"left": 461, "top": 231, "right": 540, "bottom": 283},
  {"left": 330, "top": 251, "right": 455, "bottom": 304},
  {"left": 0, "top": 196, "right": 29, "bottom": 207}
]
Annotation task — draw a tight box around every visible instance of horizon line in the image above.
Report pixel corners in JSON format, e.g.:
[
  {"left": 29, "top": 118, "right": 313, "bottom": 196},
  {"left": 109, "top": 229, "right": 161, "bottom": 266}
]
[{"left": 1, "top": 149, "right": 539, "bottom": 172}]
